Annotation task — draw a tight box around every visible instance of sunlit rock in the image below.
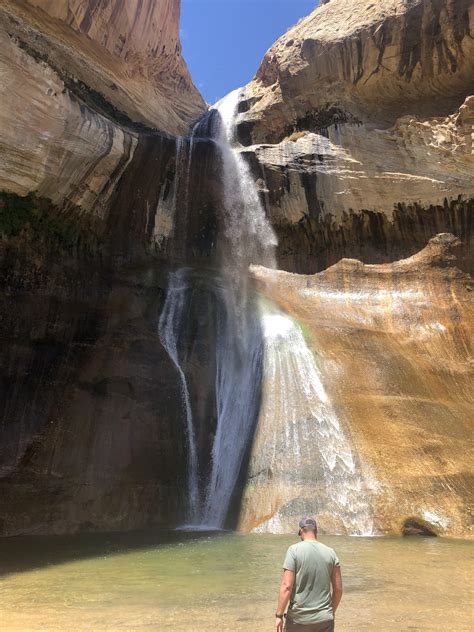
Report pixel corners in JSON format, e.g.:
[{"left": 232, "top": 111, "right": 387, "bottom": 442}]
[
  {"left": 236, "top": 0, "right": 474, "bottom": 273},
  {"left": 0, "top": 0, "right": 472, "bottom": 539},
  {"left": 238, "top": 235, "right": 473, "bottom": 537}
]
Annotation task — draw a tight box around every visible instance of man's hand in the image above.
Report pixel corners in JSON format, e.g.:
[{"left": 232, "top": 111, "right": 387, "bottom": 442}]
[
  {"left": 275, "top": 569, "right": 294, "bottom": 626},
  {"left": 275, "top": 615, "right": 284, "bottom": 631}
]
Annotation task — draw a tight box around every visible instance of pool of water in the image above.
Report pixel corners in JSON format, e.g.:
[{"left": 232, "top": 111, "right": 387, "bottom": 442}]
[{"left": 0, "top": 531, "right": 472, "bottom": 630}]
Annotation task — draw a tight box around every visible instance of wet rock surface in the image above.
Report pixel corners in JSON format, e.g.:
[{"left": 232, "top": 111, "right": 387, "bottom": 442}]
[
  {"left": 0, "top": 0, "right": 210, "bottom": 535},
  {"left": 240, "top": 235, "right": 473, "bottom": 537},
  {"left": 0, "top": 219, "right": 189, "bottom": 534},
  {"left": 0, "top": 131, "right": 225, "bottom": 534},
  {"left": 234, "top": 2, "right": 473, "bottom": 537},
  {"left": 0, "top": 0, "right": 473, "bottom": 537}
]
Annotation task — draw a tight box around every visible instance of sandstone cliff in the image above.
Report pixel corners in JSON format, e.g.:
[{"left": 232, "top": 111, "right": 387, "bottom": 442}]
[
  {"left": 0, "top": 0, "right": 472, "bottom": 539},
  {"left": 4, "top": 0, "right": 205, "bottom": 133},
  {"left": 232, "top": 0, "right": 473, "bottom": 537},
  {"left": 239, "top": 234, "right": 473, "bottom": 538},
  {"left": 0, "top": 0, "right": 206, "bottom": 224},
  {"left": 237, "top": 0, "right": 474, "bottom": 273},
  {"left": 0, "top": 0, "right": 211, "bottom": 535}
]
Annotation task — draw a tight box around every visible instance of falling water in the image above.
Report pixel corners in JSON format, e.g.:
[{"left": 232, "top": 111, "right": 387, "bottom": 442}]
[
  {"left": 159, "top": 90, "right": 275, "bottom": 528},
  {"left": 200, "top": 282, "right": 264, "bottom": 527},
  {"left": 212, "top": 89, "right": 277, "bottom": 273},
  {"left": 157, "top": 128, "right": 202, "bottom": 524},
  {"left": 197, "top": 90, "right": 277, "bottom": 527},
  {"left": 158, "top": 268, "right": 200, "bottom": 522},
  {"left": 159, "top": 269, "right": 265, "bottom": 529},
  {"left": 159, "top": 88, "right": 374, "bottom": 532},
  {"left": 257, "top": 306, "right": 374, "bottom": 535}
]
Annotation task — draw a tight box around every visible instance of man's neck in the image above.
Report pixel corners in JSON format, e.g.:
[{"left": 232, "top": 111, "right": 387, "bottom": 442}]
[{"left": 302, "top": 534, "right": 318, "bottom": 541}]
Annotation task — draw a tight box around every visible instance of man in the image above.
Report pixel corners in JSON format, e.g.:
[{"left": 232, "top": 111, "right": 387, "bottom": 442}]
[{"left": 274, "top": 517, "right": 342, "bottom": 632}]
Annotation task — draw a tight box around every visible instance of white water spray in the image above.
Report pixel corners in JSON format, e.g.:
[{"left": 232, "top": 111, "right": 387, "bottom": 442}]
[
  {"left": 159, "top": 88, "right": 374, "bottom": 533},
  {"left": 258, "top": 307, "right": 374, "bottom": 535},
  {"left": 159, "top": 90, "right": 275, "bottom": 527},
  {"left": 212, "top": 89, "right": 277, "bottom": 272},
  {"left": 192, "top": 90, "right": 277, "bottom": 527},
  {"left": 158, "top": 269, "right": 200, "bottom": 521}
]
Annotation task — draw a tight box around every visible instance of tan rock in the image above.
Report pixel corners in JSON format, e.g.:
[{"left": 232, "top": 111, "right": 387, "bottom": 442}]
[
  {"left": 0, "top": 22, "right": 137, "bottom": 215},
  {"left": 0, "top": 0, "right": 205, "bottom": 229},
  {"left": 238, "top": 235, "right": 473, "bottom": 537},
  {"left": 242, "top": 0, "right": 474, "bottom": 142},
  {"left": 236, "top": 0, "right": 474, "bottom": 273},
  {"left": 4, "top": 0, "right": 205, "bottom": 133},
  {"left": 249, "top": 98, "right": 474, "bottom": 222}
]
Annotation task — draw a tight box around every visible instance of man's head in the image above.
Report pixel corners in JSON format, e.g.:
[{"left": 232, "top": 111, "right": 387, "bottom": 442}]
[{"left": 298, "top": 517, "right": 318, "bottom": 540}]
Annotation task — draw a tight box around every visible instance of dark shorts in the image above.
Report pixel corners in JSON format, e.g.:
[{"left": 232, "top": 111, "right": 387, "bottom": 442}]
[{"left": 285, "top": 618, "right": 335, "bottom": 632}]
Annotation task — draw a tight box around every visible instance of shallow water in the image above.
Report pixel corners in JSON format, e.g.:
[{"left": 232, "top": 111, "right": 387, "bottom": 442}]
[{"left": 0, "top": 531, "right": 472, "bottom": 631}]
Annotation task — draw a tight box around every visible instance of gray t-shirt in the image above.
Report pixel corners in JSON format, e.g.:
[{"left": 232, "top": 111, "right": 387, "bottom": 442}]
[{"left": 283, "top": 540, "right": 340, "bottom": 624}]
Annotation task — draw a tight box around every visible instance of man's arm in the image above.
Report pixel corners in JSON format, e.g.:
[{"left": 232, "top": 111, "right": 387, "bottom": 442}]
[
  {"left": 275, "top": 569, "right": 295, "bottom": 631},
  {"left": 331, "top": 565, "right": 343, "bottom": 616}
]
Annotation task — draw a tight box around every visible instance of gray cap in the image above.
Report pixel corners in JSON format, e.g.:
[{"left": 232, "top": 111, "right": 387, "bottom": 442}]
[{"left": 298, "top": 517, "right": 317, "bottom": 530}]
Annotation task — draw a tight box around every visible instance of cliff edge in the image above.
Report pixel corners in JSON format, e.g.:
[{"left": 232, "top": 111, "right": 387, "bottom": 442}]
[{"left": 237, "top": 0, "right": 474, "bottom": 273}]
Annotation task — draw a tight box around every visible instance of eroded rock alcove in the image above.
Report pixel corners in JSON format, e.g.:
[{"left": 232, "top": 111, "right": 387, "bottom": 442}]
[{"left": 0, "top": 0, "right": 472, "bottom": 537}]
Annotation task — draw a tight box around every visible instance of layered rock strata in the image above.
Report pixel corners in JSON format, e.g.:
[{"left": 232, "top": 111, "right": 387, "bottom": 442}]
[
  {"left": 0, "top": 0, "right": 206, "bottom": 224},
  {"left": 0, "top": 132, "right": 226, "bottom": 534},
  {"left": 237, "top": 0, "right": 474, "bottom": 273},
  {"left": 0, "top": 0, "right": 473, "bottom": 539},
  {"left": 0, "top": 0, "right": 212, "bottom": 535},
  {"left": 4, "top": 0, "right": 205, "bottom": 133},
  {"left": 240, "top": 234, "right": 473, "bottom": 538}
]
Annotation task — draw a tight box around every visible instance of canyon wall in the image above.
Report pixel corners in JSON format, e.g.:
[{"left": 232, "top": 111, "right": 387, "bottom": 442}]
[
  {"left": 240, "top": 235, "right": 473, "bottom": 538},
  {"left": 0, "top": 0, "right": 213, "bottom": 535},
  {"left": 233, "top": 0, "right": 473, "bottom": 537},
  {"left": 238, "top": 0, "right": 474, "bottom": 273},
  {"left": 0, "top": 0, "right": 206, "bottom": 226},
  {"left": 0, "top": 0, "right": 472, "bottom": 537}
]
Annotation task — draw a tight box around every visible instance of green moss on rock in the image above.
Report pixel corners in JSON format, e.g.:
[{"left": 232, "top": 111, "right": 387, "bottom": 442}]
[
  {"left": 0, "top": 191, "right": 36, "bottom": 236},
  {"left": 0, "top": 190, "right": 103, "bottom": 252}
]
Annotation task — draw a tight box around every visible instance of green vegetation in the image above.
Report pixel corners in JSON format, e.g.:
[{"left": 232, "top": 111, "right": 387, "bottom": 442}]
[
  {"left": 0, "top": 190, "right": 102, "bottom": 252},
  {"left": 0, "top": 191, "right": 36, "bottom": 236}
]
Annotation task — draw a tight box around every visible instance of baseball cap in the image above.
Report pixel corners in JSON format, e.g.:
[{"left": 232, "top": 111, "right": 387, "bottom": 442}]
[{"left": 298, "top": 517, "right": 317, "bottom": 531}]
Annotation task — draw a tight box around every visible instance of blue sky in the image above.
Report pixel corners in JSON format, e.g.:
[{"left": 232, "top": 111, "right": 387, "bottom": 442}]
[{"left": 181, "top": 0, "right": 319, "bottom": 104}]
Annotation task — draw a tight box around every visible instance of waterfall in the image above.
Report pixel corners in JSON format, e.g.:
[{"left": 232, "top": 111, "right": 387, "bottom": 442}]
[
  {"left": 159, "top": 88, "right": 374, "bottom": 533},
  {"left": 256, "top": 306, "right": 374, "bottom": 535},
  {"left": 200, "top": 282, "right": 264, "bottom": 527},
  {"left": 212, "top": 89, "right": 276, "bottom": 273},
  {"left": 158, "top": 268, "right": 200, "bottom": 522},
  {"left": 159, "top": 91, "right": 274, "bottom": 528},
  {"left": 196, "top": 90, "right": 276, "bottom": 527},
  {"left": 159, "top": 270, "right": 265, "bottom": 529}
]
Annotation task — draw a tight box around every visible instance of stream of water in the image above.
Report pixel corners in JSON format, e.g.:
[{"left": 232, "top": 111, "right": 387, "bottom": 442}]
[
  {"left": 159, "top": 89, "right": 375, "bottom": 533},
  {"left": 159, "top": 90, "right": 276, "bottom": 529},
  {"left": 158, "top": 268, "right": 200, "bottom": 520},
  {"left": 0, "top": 531, "right": 471, "bottom": 631},
  {"left": 255, "top": 306, "right": 374, "bottom": 535}
]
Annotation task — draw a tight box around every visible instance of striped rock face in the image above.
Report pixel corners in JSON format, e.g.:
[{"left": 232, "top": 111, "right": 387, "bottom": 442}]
[
  {"left": 0, "top": 0, "right": 205, "bottom": 226},
  {"left": 7, "top": 0, "right": 205, "bottom": 133},
  {"left": 235, "top": 0, "right": 474, "bottom": 275},
  {"left": 0, "top": 0, "right": 472, "bottom": 539},
  {"left": 239, "top": 234, "right": 473, "bottom": 538}
]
